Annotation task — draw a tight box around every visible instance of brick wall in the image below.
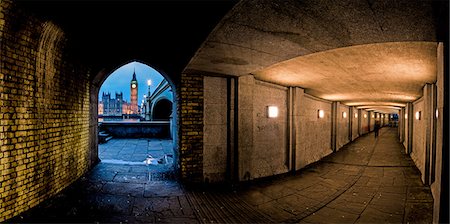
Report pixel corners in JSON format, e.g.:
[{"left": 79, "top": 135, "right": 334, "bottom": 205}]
[
  {"left": 178, "top": 73, "right": 203, "bottom": 182},
  {"left": 0, "top": 1, "right": 91, "bottom": 221}
]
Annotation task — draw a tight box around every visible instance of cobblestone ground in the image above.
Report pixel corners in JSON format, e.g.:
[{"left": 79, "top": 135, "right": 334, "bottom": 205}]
[{"left": 9, "top": 128, "right": 433, "bottom": 223}]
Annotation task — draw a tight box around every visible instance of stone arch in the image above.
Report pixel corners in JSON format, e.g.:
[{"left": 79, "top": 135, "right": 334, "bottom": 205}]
[
  {"left": 90, "top": 60, "right": 179, "bottom": 172},
  {"left": 151, "top": 98, "right": 173, "bottom": 120}
]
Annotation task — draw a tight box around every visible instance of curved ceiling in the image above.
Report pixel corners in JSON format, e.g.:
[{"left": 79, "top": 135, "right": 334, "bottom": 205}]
[
  {"left": 253, "top": 42, "right": 437, "bottom": 108},
  {"left": 185, "top": 0, "right": 443, "bottom": 113}
]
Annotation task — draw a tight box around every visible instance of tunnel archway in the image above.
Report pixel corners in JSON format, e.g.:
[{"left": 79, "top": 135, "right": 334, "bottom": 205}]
[
  {"left": 91, "top": 60, "right": 178, "bottom": 177},
  {"left": 152, "top": 98, "right": 173, "bottom": 120}
]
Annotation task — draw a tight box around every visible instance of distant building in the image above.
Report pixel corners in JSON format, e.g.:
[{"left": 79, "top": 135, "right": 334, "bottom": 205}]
[
  {"left": 99, "top": 71, "right": 140, "bottom": 116},
  {"left": 99, "top": 92, "right": 131, "bottom": 116},
  {"left": 130, "top": 70, "right": 139, "bottom": 114}
]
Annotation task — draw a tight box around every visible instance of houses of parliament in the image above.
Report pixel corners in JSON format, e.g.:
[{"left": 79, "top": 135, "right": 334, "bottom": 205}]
[{"left": 98, "top": 71, "right": 139, "bottom": 116}]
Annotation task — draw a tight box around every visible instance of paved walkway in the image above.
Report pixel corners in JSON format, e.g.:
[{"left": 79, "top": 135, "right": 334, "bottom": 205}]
[
  {"left": 10, "top": 128, "right": 433, "bottom": 223},
  {"left": 99, "top": 138, "right": 174, "bottom": 165}
]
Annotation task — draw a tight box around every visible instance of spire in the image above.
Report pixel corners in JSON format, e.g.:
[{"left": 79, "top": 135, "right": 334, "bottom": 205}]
[{"left": 132, "top": 68, "right": 137, "bottom": 81}]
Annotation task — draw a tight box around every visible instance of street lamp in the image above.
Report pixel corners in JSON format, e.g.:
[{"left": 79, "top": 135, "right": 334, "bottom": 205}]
[
  {"left": 147, "top": 80, "right": 151, "bottom": 95},
  {"left": 146, "top": 79, "right": 152, "bottom": 121}
]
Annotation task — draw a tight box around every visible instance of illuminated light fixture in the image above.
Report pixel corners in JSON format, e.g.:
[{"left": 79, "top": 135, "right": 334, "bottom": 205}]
[
  {"left": 405, "top": 114, "right": 408, "bottom": 119},
  {"left": 372, "top": 114, "right": 375, "bottom": 118},
  {"left": 363, "top": 114, "right": 367, "bottom": 118},
  {"left": 415, "top": 111, "right": 421, "bottom": 120},
  {"left": 147, "top": 80, "right": 152, "bottom": 86},
  {"left": 342, "top": 112, "right": 347, "bottom": 118},
  {"left": 377, "top": 114, "right": 380, "bottom": 118},
  {"left": 268, "top": 106, "right": 278, "bottom": 118},
  {"left": 436, "top": 109, "right": 439, "bottom": 118},
  {"left": 354, "top": 113, "right": 358, "bottom": 118},
  {"left": 318, "top": 110, "right": 325, "bottom": 118},
  {"left": 390, "top": 115, "right": 393, "bottom": 119},
  {"left": 381, "top": 114, "right": 384, "bottom": 118}
]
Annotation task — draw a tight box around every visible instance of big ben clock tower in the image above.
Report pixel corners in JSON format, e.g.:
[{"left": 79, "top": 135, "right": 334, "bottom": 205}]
[{"left": 130, "top": 70, "right": 138, "bottom": 114}]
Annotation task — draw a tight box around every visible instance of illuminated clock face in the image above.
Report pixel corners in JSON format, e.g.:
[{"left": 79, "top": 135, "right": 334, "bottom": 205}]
[{"left": 131, "top": 84, "right": 136, "bottom": 88}]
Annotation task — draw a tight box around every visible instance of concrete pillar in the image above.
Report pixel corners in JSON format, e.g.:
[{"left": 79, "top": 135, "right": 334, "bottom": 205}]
[
  {"left": 406, "top": 102, "right": 413, "bottom": 154},
  {"left": 293, "top": 88, "right": 305, "bottom": 170},
  {"left": 237, "top": 75, "right": 255, "bottom": 181},
  {"left": 432, "top": 42, "right": 447, "bottom": 223},
  {"left": 331, "top": 102, "right": 338, "bottom": 152},
  {"left": 348, "top": 107, "right": 352, "bottom": 142},
  {"left": 358, "top": 109, "right": 362, "bottom": 136},
  {"left": 399, "top": 108, "right": 405, "bottom": 143},
  {"left": 287, "top": 87, "right": 294, "bottom": 171},
  {"left": 287, "top": 87, "right": 302, "bottom": 172},
  {"left": 423, "top": 83, "right": 434, "bottom": 185}
]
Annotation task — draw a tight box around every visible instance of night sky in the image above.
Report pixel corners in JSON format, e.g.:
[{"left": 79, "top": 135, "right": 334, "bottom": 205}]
[{"left": 99, "top": 61, "right": 166, "bottom": 104}]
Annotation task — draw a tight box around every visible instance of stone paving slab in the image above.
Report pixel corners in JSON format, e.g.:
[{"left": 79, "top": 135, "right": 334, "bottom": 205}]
[{"left": 9, "top": 128, "right": 433, "bottom": 223}]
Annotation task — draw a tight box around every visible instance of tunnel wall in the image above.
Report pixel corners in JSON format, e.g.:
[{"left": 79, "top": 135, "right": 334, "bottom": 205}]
[
  {"left": 203, "top": 76, "right": 227, "bottom": 182},
  {"left": 337, "top": 104, "right": 350, "bottom": 150},
  {"left": 412, "top": 97, "right": 426, "bottom": 180},
  {"left": 369, "top": 112, "right": 375, "bottom": 131},
  {"left": 360, "top": 110, "right": 369, "bottom": 135},
  {"left": 399, "top": 108, "right": 405, "bottom": 143},
  {"left": 432, "top": 42, "right": 444, "bottom": 223},
  {"left": 296, "top": 94, "right": 332, "bottom": 170},
  {"left": 351, "top": 107, "right": 359, "bottom": 141},
  {"left": 403, "top": 105, "right": 410, "bottom": 151},
  {"left": 238, "top": 76, "right": 288, "bottom": 180},
  {"left": 0, "top": 1, "right": 91, "bottom": 221}
]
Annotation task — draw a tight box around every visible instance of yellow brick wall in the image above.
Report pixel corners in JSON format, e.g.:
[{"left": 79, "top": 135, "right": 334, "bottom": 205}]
[
  {"left": 178, "top": 73, "right": 204, "bottom": 182},
  {"left": 0, "top": 1, "right": 91, "bottom": 221}
]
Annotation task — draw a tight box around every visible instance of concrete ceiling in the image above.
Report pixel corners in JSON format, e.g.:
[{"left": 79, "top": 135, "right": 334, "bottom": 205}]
[
  {"left": 254, "top": 42, "right": 437, "bottom": 108},
  {"left": 185, "top": 0, "right": 444, "bottom": 113}
]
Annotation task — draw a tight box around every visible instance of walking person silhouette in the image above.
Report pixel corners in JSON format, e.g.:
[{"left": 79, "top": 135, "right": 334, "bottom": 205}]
[{"left": 374, "top": 120, "right": 380, "bottom": 138}]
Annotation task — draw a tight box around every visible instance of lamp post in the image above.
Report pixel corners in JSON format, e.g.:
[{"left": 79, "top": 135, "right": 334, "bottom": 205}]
[{"left": 146, "top": 79, "right": 152, "bottom": 121}]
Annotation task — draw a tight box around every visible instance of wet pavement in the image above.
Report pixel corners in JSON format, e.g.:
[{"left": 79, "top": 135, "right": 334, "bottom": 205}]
[{"left": 9, "top": 128, "right": 433, "bottom": 223}]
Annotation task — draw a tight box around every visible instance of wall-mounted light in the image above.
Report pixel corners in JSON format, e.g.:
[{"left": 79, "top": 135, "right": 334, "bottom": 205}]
[
  {"left": 318, "top": 109, "right": 325, "bottom": 119},
  {"left": 405, "top": 114, "right": 408, "bottom": 119},
  {"left": 415, "top": 111, "right": 421, "bottom": 120},
  {"left": 381, "top": 114, "right": 384, "bottom": 118},
  {"left": 377, "top": 114, "right": 380, "bottom": 118},
  {"left": 147, "top": 79, "right": 152, "bottom": 86},
  {"left": 372, "top": 114, "right": 375, "bottom": 118},
  {"left": 268, "top": 106, "right": 278, "bottom": 118},
  {"left": 363, "top": 114, "right": 367, "bottom": 118},
  {"left": 342, "top": 112, "right": 347, "bottom": 118},
  {"left": 354, "top": 113, "right": 358, "bottom": 118},
  {"left": 436, "top": 109, "right": 439, "bottom": 118}
]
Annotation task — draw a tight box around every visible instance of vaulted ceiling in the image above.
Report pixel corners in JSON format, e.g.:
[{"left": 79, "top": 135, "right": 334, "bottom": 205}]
[{"left": 185, "top": 0, "right": 447, "bottom": 113}]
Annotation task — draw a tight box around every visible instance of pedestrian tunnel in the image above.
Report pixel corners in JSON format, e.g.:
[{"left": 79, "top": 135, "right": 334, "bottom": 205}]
[{"left": 0, "top": 0, "right": 448, "bottom": 223}]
